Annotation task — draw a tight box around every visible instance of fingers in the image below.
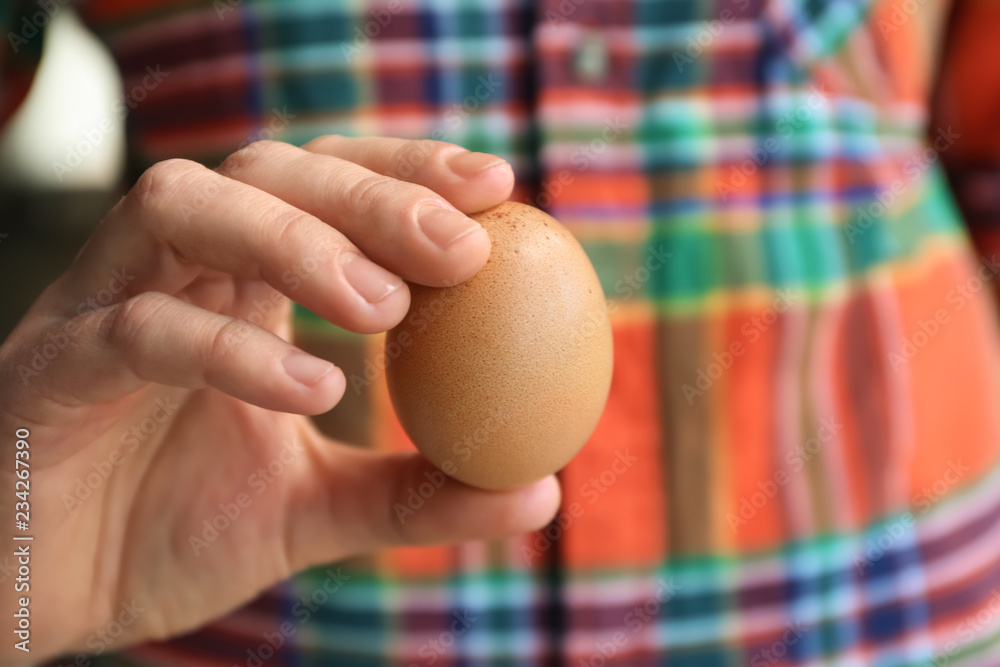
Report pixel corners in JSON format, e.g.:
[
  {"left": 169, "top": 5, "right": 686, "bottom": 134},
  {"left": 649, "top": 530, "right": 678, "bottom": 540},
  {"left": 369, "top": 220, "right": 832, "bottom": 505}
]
[
  {"left": 217, "top": 141, "right": 492, "bottom": 287},
  {"left": 42, "top": 136, "right": 512, "bottom": 334},
  {"left": 10, "top": 292, "right": 345, "bottom": 413},
  {"left": 51, "top": 159, "right": 409, "bottom": 334},
  {"left": 285, "top": 446, "right": 561, "bottom": 569},
  {"left": 303, "top": 135, "right": 514, "bottom": 214}
]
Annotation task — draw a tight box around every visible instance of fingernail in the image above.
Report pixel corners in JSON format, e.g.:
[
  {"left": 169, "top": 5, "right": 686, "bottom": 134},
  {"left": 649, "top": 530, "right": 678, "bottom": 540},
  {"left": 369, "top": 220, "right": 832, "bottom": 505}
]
[
  {"left": 341, "top": 253, "right": 403, "bottom": 304},
  {"left": 447, "top": 151, "right": 509, "bottom": 179},
  {"left": 419, "top": 206, "right": 483, "bottom": 249},
  {"left": 283, "top": 351, "right": 335, "bottom": 386}
]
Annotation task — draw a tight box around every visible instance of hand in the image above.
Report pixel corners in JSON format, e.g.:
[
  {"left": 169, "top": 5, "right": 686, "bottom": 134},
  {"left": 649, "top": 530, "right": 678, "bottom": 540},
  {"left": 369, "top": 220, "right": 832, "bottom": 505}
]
[{"left": 0, "top": 137, "right": 561, "bottom": 664}]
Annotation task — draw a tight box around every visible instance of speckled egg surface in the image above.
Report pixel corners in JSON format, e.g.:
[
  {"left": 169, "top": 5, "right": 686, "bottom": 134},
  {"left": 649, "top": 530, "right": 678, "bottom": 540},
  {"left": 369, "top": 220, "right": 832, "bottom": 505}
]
[{"left": 385, "top": 201, "right": 613, "bottom": 490}]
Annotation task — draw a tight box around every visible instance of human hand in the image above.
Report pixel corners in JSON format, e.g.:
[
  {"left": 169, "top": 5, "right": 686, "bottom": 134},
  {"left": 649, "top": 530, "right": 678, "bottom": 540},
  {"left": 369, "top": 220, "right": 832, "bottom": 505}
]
[{"left": 0, "top": 137, "right": 561, "bottom": 663}]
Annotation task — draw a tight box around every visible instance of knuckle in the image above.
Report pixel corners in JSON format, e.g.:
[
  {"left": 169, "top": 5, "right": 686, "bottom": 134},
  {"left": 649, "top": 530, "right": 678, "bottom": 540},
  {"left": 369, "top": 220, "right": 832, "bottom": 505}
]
[
  {"left": 217, "top": 140, "right": 281, "bottom": 177},
  {"left": 207, "top": 317, "right": 250, "bottom": 363},
  {"left": 129, "top": 159, "right": 203, "bottom": 212},
  {"left": 101, "top": 292, "right": 172, "bottom": 352},
  {"left": 341, "top": 174, "right": 397, "bottom": 216},
  {"left": 265, "top": 205, "right": 315, "bottom": 248}
]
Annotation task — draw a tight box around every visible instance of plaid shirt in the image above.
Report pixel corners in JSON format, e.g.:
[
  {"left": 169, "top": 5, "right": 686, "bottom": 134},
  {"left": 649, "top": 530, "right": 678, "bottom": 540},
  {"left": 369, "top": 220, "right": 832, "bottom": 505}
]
[{"left": 17, "top": 0, "right": 1000, "bottom": 664}]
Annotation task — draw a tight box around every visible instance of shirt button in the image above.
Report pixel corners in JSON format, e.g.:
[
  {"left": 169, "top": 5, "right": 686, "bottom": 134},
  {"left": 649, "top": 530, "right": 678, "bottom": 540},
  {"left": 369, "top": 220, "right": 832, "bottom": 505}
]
[{"left": 574, "top": 30, "right": 608, "bottom": 83}]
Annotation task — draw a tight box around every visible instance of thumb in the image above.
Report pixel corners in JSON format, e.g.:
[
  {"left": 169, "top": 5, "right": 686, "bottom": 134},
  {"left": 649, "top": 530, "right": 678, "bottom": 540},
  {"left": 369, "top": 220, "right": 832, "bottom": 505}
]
[{"left": 284, "top": 443, "right": 561, "bottom": 570}]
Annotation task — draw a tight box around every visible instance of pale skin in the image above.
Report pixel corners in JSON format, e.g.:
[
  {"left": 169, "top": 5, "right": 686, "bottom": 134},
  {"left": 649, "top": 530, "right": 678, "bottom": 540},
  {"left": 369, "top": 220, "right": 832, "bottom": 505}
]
[{"left": 0, "top": 137, "right": 562, "bottom": 664}]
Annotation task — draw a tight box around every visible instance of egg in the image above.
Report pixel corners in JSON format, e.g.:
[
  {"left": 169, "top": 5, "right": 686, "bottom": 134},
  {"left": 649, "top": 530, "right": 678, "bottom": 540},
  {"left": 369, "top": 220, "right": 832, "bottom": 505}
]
[{"left": 385, "top": 201, "right": 613, "bottom": 490}]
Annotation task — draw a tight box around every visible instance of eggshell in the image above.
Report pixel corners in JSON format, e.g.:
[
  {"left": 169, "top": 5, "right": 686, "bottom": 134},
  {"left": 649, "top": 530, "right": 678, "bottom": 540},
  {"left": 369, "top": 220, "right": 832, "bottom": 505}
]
[{"left": 385, "top": 201, "right": 613, "bottom": 490}]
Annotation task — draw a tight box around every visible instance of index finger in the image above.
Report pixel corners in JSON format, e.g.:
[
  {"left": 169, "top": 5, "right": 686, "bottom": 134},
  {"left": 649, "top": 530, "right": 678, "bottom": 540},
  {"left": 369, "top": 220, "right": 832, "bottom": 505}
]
[{"left": 303, "top": 136, "right": 515, "bottom": 213}]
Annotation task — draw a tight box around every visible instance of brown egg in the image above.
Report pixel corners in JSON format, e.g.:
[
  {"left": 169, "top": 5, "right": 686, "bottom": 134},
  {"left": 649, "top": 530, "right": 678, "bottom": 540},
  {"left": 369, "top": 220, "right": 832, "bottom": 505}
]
[{"left": 385, "top": 201, "right": 613, "bottom": 490}]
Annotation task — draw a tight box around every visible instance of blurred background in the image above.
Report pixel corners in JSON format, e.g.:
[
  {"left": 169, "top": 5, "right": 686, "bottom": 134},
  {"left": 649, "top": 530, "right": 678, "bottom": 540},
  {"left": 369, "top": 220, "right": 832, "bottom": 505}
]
[{"left": 0, "top": 6, "right": 123, "bottom": 339}]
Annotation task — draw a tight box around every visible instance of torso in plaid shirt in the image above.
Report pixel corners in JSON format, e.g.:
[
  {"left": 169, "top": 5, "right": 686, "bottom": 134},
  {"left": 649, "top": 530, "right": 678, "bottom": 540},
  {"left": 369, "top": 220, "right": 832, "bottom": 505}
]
[{"left": 65, "top": 0, "right": 1000, "bottom": 664}]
